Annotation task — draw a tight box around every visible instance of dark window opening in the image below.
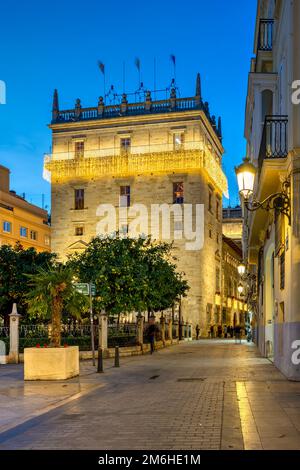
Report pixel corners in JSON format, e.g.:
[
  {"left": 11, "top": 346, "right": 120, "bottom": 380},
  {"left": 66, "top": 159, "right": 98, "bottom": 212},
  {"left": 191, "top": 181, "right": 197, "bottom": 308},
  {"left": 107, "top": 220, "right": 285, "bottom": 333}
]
[
  {"left": 173, "top": 182, "right": 184, "bottom": 204},
  {"left": 75, "top": 189, "right": 84, "bottom": 210}
]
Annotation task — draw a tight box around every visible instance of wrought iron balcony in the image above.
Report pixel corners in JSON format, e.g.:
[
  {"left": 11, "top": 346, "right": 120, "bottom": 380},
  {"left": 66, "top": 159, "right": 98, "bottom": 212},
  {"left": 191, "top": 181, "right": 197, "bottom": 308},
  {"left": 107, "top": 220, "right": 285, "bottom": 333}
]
[
  {"left": 258, "top": 115, "right": 288, "bottom": 171},
  {"left": 258, "top": 19, "right": 274, "bottom": 52}
]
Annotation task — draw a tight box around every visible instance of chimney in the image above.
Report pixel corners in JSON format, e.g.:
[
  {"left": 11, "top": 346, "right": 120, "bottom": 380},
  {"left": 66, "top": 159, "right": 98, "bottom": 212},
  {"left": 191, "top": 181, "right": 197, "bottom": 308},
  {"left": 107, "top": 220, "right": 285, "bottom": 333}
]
[{"left": 0, "top": 165, "right": 10, "bottom": 193}]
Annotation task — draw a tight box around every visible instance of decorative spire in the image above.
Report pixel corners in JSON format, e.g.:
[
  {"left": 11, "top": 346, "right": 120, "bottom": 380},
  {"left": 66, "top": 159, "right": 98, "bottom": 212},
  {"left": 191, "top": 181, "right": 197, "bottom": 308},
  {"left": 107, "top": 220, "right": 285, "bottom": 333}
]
[
  {"left": 195, "top": 73, "right": 201, "bottom": 99},
  {"left": 52, "top": 89, "right": 59, "bottom": 121}
]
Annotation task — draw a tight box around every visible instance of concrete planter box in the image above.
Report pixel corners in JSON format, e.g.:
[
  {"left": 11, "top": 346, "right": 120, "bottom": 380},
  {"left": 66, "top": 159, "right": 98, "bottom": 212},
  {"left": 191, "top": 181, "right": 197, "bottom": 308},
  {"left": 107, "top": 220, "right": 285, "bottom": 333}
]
[{"left": 24, "top": 346, "right": 79, "bottom": 381}]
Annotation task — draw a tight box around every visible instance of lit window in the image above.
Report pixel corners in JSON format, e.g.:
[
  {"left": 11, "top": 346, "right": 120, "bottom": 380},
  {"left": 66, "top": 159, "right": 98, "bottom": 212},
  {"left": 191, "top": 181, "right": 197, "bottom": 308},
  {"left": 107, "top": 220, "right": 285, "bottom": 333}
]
[
  {"left": 75, "top": 141, "right": 84, "bottom": 159},
  {"left": 20, "top": 227, "right": 28, "bottom": 238},
  {"left": 75, "top": 226, "right": 84, "bottom": 236},
  {"left": 173, "top": 182, "right": 184, "bottom": 204},
  {"left": 45, "top": 235, "right": 50, "bottom": 246},
  {"left": 3, "top": 221, "right": 11, "bottom": 233},
  {"left": 30, "top": 230, "right": 37, "bottom": 240},
  {"left": 120, "top": 186, "right": 130, "bottom": 207},
  {"left": 173, "top": 133, "right": 184, "bottom": 150},
  {"left": 75, "top": 189, "right": 84, "bottom": 210},
  {"left": 120, "top": 138, "right": 131, "bottom": 155}
]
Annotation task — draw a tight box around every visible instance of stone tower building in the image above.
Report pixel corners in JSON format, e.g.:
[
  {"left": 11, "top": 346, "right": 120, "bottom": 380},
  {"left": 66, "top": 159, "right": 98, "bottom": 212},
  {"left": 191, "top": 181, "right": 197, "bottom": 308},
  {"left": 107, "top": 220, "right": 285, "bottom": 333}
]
[{"left": 45, "top": 75, "right": 228, "bottom": 332}]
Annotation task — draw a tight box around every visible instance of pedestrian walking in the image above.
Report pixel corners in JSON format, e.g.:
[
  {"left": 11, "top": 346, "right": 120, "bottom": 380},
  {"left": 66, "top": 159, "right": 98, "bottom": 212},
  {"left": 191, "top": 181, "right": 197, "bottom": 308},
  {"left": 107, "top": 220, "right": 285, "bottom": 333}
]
[
  {"left": 146, "top": 319, "right": 159, "bottom": 354},
  {"left": 196, "top": 324, "right": 200, "bottom": 340}
]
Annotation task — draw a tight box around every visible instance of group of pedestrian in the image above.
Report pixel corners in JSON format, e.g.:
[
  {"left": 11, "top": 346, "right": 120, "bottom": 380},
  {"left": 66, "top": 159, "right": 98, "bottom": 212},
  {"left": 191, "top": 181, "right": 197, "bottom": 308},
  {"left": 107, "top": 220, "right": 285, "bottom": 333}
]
[{"left": 208, "top": 324, "right": 244, "bottom": 339}]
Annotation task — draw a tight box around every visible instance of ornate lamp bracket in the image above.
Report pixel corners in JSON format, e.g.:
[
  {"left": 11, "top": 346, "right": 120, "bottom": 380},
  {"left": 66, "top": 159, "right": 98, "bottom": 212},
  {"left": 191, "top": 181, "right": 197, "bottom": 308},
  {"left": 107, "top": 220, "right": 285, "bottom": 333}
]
[{"left": 244, "top": 179, "right": 291, "bottom": 225}]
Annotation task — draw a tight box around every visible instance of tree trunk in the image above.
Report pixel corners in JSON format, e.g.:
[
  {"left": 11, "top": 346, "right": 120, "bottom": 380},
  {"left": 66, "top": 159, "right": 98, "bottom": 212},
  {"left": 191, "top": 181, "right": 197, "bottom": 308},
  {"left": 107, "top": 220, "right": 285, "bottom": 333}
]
[{"left": 51, "top": 297, "right": 62, "bottom": 347}]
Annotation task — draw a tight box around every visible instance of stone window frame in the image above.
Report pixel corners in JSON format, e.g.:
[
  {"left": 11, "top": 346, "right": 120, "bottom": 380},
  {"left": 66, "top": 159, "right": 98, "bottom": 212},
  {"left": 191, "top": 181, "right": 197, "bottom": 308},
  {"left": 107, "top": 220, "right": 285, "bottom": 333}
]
[
  {"left": 20, "top": 226, "right": 28, "bottom": 238},
  {"left": 3, "top": 221, "right": 12, "bottom": 233},
  {"left": 30, "top": 230, "right": 38, "bottom": 241},
  {"left": 75, "top": 226, "right": 84, "bottom": 237}
]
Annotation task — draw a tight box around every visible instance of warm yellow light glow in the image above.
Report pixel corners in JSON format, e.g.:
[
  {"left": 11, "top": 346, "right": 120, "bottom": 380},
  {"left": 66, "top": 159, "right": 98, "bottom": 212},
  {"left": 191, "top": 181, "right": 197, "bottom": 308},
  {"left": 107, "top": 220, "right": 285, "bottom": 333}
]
[
  {"left": 238, "top": 283, "right": 244, "bottom": 295},
  {"left": 44, "top": 149, "right": 229, "bottom": 196},
  {"left": 238, "top": 263, "right": 246, "bottom": 276},
  {"left": 235, "top": 157, "right": 256, "bottom": 200}
]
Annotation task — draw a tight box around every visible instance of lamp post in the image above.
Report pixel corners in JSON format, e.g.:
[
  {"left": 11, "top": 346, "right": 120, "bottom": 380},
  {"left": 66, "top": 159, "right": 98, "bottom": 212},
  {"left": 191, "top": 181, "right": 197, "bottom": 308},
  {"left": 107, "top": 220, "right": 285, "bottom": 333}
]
[{"left": 235, "top": 157, "right": 291, "bottom": 224}]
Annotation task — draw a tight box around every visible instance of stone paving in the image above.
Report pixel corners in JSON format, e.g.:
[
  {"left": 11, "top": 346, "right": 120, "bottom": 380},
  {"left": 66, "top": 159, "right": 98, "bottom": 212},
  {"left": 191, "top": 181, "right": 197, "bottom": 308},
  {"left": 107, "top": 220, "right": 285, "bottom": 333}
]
[{"left": 0, "top": 340, "right": 300, "bottom": 450}]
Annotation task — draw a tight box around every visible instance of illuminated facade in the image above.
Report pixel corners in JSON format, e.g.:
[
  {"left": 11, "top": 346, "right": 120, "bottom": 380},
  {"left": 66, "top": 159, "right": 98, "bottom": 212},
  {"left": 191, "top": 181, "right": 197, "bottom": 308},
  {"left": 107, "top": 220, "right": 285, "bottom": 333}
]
[
  {"left": 45, "top": 75, "right": 228, "bottom": 332},
  {"left": 244, "top": 0, "right": 300, "bottom": 379},
  {"left": 0, "top": 165, "right": 51, "bottom": 252}
]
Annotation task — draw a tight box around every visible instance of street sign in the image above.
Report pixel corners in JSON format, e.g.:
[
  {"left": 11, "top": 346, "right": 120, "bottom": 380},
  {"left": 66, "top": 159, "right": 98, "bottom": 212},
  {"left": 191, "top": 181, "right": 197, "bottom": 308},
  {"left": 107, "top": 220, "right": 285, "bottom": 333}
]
[
  {"left": 90, "top": 283, "right": 96, "bottom": 297},
  {"left": 74, "top": 283, "right": 96, "bottom": 296},
  {"left": 74, "top": 283, "right": 90, "bottom": 296}
]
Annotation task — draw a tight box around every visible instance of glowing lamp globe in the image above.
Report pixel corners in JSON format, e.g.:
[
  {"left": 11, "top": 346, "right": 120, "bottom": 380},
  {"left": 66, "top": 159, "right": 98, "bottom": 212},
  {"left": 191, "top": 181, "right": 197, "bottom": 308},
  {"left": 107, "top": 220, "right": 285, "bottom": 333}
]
[
  {"left": 238, "top": 283, "right": 244, "bottom": 295},
  {"left": 235, "top": 157, "right": 257, "bottom": 200},
  {"left": 238, "top": 263, "right": 246, "bottom": 276}
]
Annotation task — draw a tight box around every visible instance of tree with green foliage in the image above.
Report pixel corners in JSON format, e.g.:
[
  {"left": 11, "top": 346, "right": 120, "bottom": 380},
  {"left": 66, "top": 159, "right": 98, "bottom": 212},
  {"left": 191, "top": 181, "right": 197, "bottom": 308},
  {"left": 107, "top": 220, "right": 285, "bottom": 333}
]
[
  {"left": 0, "top": 243, "right": 56, "bottom": 325},
  {"left": 26, "top": 264, "right": 89, "bottom": 347},
  {"left": 68, "top": 235, "right": 189, "bottom": 319}
]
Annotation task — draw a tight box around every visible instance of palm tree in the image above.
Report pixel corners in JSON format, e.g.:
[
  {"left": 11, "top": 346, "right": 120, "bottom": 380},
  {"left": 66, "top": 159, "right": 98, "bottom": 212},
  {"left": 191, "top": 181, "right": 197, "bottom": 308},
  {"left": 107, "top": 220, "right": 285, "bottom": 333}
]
[{"left": 26, "top": 264, "right": 88, "bottom": 347}]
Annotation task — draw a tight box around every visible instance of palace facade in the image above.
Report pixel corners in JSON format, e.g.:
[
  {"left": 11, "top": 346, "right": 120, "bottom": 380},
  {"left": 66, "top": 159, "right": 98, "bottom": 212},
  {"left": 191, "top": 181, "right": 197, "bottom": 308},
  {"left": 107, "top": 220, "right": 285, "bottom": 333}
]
[{"left": 45, "top": 75, "right": 228, "bottom": 332}]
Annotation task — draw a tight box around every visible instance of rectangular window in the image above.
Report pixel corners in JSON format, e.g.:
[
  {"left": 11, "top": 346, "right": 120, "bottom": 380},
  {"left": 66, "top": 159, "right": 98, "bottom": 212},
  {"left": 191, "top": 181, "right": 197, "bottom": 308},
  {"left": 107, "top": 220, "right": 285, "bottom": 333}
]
[
  {"left": 120, "top": 186, "right": 130, "bottom": 207},
  {"left": 173, "top": 182, "right": 184, "bottom": 204},
  {"left": 45, "top": 235, "right": 50, "bottom": 246},
  {"left": 75, "top": 141, "right": 84, "bottom": 159},
  {"left": 75, "top": 226, "right": 84, "bottom": 236},
  {"left": 3, "top": 221, "right": 11, "bottom": 233},
  {"left": 216, "top": 198, "right": 220, "bottom": 221},
  {"left": 120, "top": 138, "right": 131, "bottom": 155},
  {"left": 280, "top": 251, "right": 285, "bottom": 290},
  {"left": 74, "top": 189, "right": 85, "bottom": 210},
  {"left": 208, "top": 190, "right": 213, "bottom": 213},
  {"left": 173, "top": 133, "right": 184, "bottom": 150},
  {"left": 20, "top": 226, "right": 28, "bottom": 238},
  {"left": 30, "top": 230, "right": 37, "bottom": 241},
  {"left": 216, "top": 267, "right": 220, "bottom": 293}
]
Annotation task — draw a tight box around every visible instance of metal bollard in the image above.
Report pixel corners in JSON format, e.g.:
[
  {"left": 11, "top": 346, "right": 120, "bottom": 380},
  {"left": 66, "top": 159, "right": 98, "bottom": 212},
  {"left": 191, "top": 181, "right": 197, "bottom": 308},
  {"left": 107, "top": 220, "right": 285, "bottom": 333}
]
[
  {"left": 97, "top": 348, "right": 104, "bottom": 373},
  {"left": 114, "top": 346, "right": 120, "bottom": 368}
]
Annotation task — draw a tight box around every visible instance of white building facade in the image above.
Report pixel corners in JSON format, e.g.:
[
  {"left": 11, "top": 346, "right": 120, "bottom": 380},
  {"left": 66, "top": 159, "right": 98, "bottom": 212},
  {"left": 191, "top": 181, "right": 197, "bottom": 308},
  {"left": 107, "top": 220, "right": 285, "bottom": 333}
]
[{"left": 244, "top": 0, "right": 300, "bottom": 380}]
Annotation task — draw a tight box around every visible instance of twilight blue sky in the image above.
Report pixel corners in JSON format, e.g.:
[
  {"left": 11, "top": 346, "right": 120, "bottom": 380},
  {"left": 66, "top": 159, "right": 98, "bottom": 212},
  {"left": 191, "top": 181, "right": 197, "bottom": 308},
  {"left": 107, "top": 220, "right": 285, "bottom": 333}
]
[{"left": 0, "top": 0, "right": 257, "bottom": 210}]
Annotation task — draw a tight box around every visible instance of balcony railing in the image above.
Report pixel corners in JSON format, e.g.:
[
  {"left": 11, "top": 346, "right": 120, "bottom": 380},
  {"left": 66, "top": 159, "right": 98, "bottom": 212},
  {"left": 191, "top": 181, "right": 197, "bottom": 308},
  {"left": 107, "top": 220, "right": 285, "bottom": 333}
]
[
  {"left": 258, "top": 115, "right": 288, "bottom": 170},
  {"left": 44, "top": 147, "right": 228, "bottom": 197},
  {"left": 51, "top": 95, "right": 223, "bottom": 143},
  {"left": 258, "top": 19, "right": 274, "bottom": 52}
]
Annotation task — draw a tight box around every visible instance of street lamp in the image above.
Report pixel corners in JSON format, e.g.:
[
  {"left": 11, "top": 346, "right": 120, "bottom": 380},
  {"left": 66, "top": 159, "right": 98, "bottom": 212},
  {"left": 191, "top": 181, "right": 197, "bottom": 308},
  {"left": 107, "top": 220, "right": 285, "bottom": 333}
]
[
  {"left": 237, "top": 262, "right": 246, "bottom": 276},
  {"left": 235, "top": 157, "right": 256, "bottom": 200},
  {"left": 238, "top": 283, "right": 244, "bottom": 295},
  {"left": 235, "top": 157, "right": 291, "bottom": 225}
]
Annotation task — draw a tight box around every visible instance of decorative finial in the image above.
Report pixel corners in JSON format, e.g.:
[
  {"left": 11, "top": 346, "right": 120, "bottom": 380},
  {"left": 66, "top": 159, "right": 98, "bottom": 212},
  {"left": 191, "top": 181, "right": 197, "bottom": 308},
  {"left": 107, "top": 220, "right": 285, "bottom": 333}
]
[
  {"left": 52, "top": 89, "right": 59, "bottom": 121},
  {"left": 195, "top": 73, "right": 201, "bottom": 98}
]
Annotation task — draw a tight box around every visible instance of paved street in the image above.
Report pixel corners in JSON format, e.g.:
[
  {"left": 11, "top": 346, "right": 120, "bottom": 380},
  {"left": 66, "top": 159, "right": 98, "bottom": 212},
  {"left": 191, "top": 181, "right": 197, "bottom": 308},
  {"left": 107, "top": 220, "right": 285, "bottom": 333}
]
[{"left": 0, "top": 340, "right": 300, "bottom": 450}]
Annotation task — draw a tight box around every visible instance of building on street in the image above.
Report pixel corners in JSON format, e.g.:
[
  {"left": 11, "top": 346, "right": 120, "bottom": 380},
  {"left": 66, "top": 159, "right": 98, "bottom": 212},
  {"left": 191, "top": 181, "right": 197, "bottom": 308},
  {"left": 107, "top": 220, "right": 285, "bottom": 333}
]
[
  {"left": 242, "top": 0, "right": 300, "bottom": 379},
  {"left": 44, "top": 75, "right": 228, "bottom": 332},
  {"left": 0, "top": 165, "right": 51, "bottom": 252}
]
